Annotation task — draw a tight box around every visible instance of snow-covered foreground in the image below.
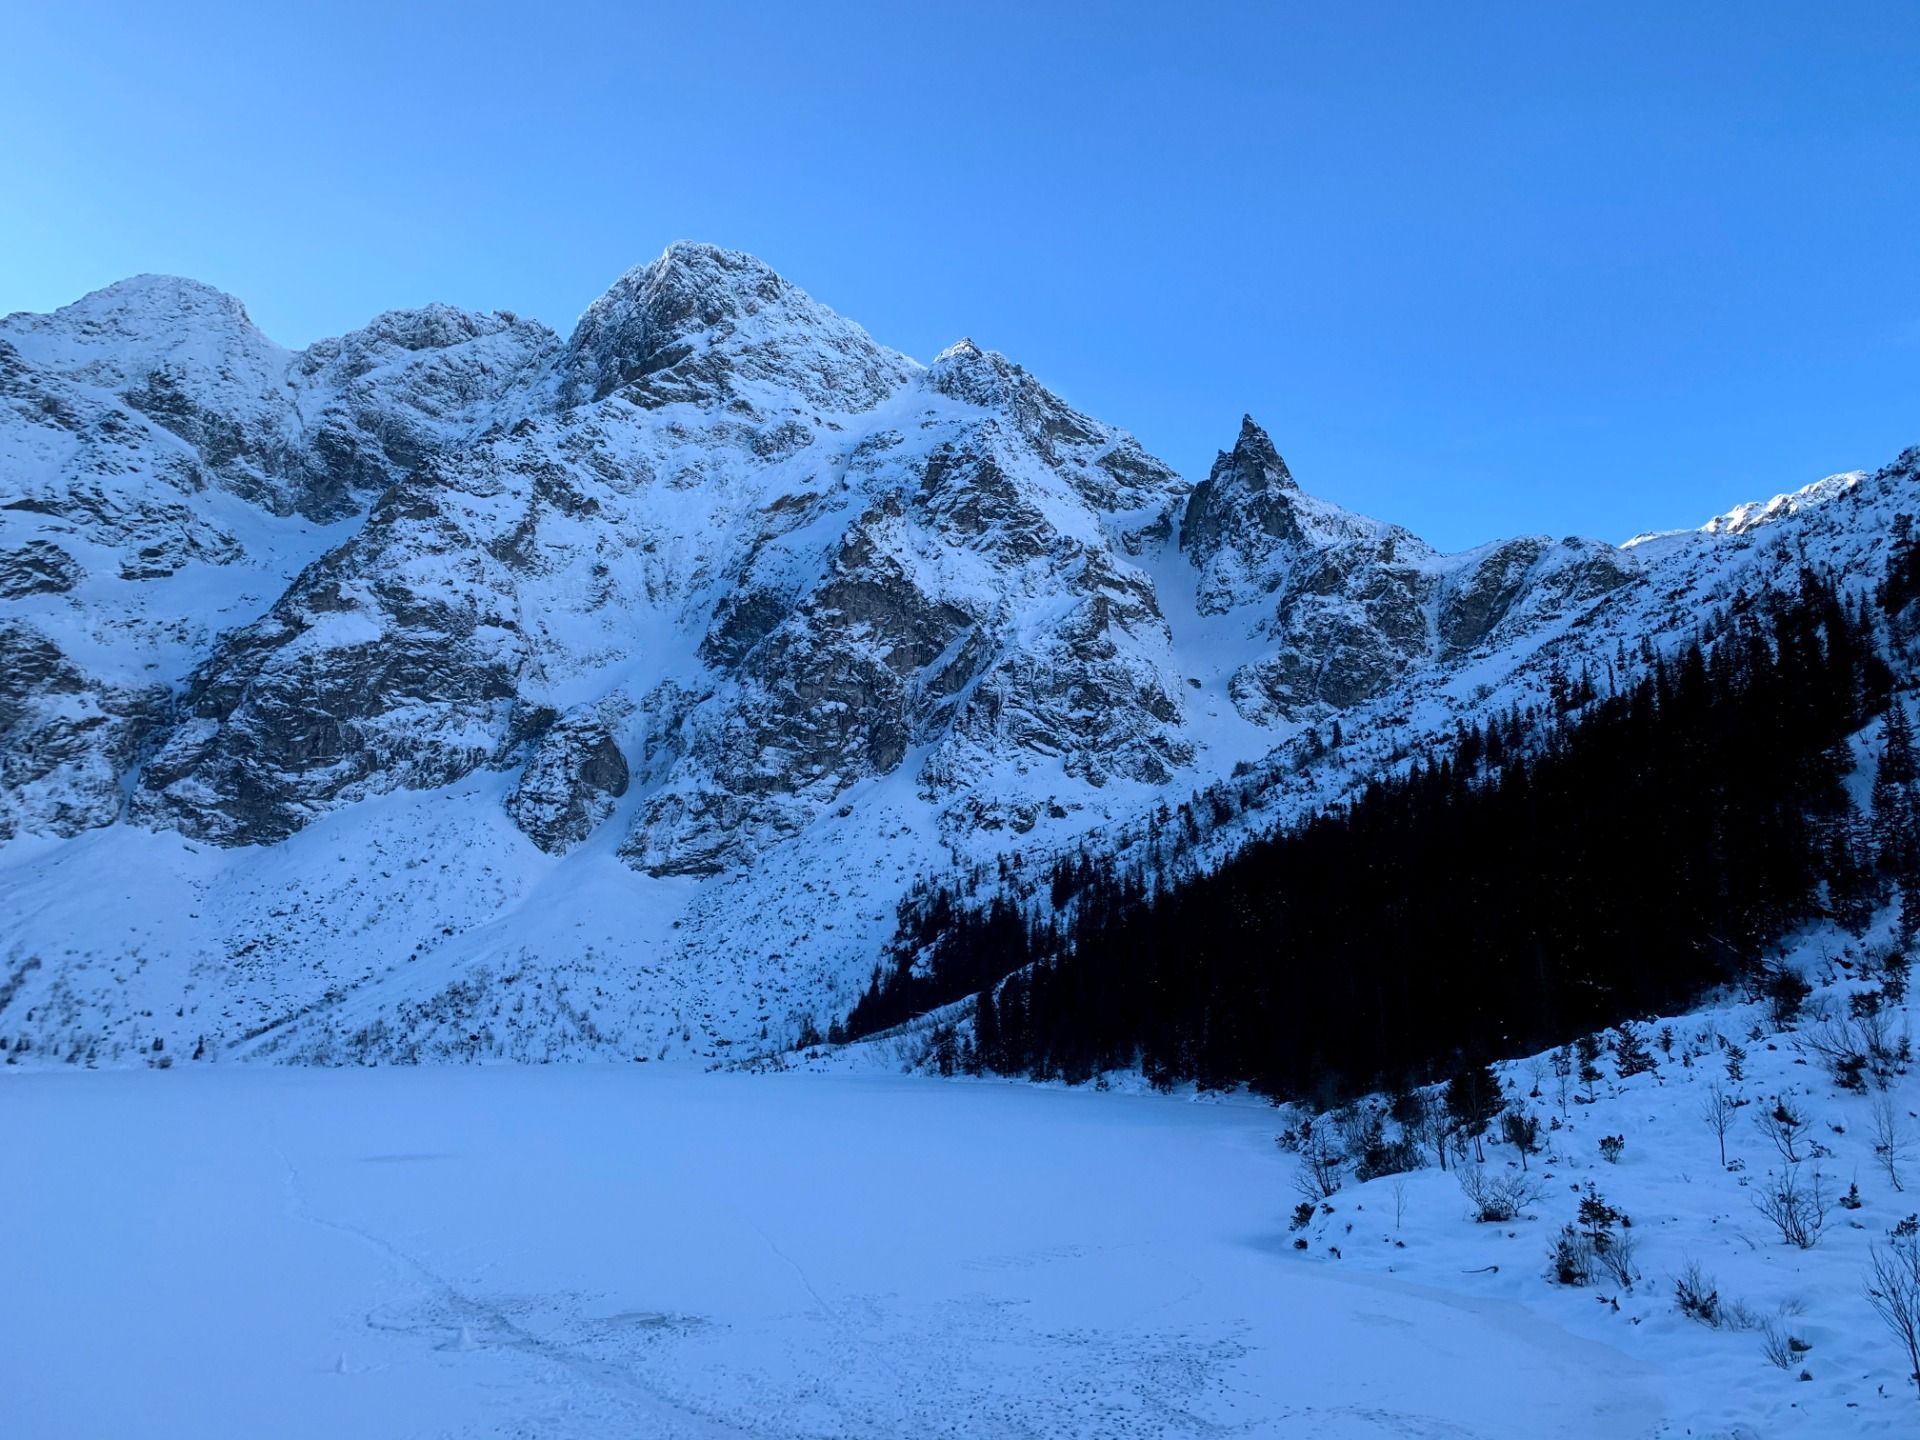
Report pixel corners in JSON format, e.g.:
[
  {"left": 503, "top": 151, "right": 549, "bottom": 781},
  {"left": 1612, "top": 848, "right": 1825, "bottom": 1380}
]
[{"left": 4, "top": 1068, "right": 1672, "bottom": 1439}]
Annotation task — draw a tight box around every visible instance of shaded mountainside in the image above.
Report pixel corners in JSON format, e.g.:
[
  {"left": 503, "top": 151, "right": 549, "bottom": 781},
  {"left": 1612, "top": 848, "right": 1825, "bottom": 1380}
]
[
  {"left": 0, "top": 241, "right": 1913, "bottom": 1067},
  {"left": 852, "top": 564, "right": 1913, "bottom": 1099}
]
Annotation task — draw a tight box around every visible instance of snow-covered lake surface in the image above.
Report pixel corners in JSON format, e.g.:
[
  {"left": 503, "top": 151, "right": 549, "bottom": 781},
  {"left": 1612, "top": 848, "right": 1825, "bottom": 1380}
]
[{"left": 4, "top": 1067, "right": 1668, "bottom": 1439}]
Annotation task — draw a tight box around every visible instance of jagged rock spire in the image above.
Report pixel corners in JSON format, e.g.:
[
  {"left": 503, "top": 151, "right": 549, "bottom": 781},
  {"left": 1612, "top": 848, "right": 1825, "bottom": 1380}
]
[
  {"left": 1180, "top": 415, "right": 1301, "bottom": 562},
  {"left": 1226, "top": 414, "right": 1295, "bottom": 490}
]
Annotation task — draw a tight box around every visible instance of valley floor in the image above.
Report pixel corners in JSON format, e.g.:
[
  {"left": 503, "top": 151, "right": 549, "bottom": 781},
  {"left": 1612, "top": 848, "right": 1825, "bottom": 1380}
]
[{"left": 3, "top": 1062, "right": 1832, "bottom": 1440}]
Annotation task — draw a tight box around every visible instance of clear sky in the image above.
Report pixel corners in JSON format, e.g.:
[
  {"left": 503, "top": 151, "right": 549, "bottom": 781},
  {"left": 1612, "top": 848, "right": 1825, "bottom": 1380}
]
[{"left": 5, "top": 1, "right": 1916, "bottom": 549}]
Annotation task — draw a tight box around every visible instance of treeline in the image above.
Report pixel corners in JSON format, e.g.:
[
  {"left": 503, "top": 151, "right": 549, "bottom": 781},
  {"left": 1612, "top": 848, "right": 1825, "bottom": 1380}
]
[{"left": 846, "top": 567, "right": 1919, "bottom": 1101}]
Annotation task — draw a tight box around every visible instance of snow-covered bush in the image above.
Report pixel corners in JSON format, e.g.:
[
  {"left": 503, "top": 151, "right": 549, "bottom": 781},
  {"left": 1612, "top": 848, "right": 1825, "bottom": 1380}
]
[{"left": 1550, "top": 1225, "right": 1596, "bottom": 1286}]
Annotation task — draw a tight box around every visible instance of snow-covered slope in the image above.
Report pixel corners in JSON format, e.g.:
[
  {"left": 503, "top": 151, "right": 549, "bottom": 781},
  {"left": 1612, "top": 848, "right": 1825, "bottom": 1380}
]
[
  {"left": 6, "top": 933, "right": 1912, "bottom": 1437},
  {"left": 1, "top": 243, "right": 1914, "bottom": 1067},
  {"left": 1263, "top": 917, "right": 1920, "bottom": 1439},
  {"left": 1, "top": 1064, "right": 1676, "bottom": 1440}
]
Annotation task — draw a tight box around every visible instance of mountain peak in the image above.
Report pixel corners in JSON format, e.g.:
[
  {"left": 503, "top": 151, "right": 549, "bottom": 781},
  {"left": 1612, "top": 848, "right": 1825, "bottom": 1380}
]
[
  {"left": 927, "top": 336, "right": 1022, "bottom": 406},
  {"left": 0, "top": 273, "right": 277, "bottom": 370},
  {"left": 1226, "top": 415, "right": 1295, "bottom": 491},
  {"left": 568, "top": 244, "right": 787, "bottom": 364},
  {"left": 66, "top": 272, "right": 254, "bottom": 323},
  {"left": 560, "top": 242, "right": 911, "bottom": 411}
]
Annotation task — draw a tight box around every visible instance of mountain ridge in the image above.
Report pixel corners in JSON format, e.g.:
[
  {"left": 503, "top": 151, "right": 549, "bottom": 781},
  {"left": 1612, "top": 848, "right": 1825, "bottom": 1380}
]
[{"left": 0, "top": 244, "right": 1909, "bottom": 1068}]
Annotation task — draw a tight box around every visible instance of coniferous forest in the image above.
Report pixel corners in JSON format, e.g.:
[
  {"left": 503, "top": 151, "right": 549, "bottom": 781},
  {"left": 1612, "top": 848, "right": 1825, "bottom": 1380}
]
[{"left": 847, "top": 563, "right": 1920, "bottom": 1102}]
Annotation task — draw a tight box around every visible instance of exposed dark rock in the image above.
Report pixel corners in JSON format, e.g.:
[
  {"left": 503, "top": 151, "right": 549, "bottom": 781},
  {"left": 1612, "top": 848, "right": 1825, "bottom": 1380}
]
[
  {"left": 0, "top": 541, "right": 82, "bottom": 598},
  {"left": 506, "top": 709, "right": 631, "bottom": 853},
  {"left": 1180, "top": 414, "right": 1301, "bottom": 569}
]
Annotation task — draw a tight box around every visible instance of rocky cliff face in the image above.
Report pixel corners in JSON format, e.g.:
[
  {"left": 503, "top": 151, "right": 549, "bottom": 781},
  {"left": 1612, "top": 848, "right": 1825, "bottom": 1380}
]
[
  {"left": 1180, "top": 416, "right": 1637, "bottom": 722},
  {"left": 0, "top": 242, "right": 1905, "bottom": 1067},
  {"left": 79, "top": 250, "right": 1195, "bottom": 875},
  {"left": 0, "top": 275, "right": 556, "bottom": 843}
]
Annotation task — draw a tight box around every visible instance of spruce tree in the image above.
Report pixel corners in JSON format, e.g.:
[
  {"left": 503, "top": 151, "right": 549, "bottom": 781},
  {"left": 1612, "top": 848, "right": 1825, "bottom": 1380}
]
[
  {"left": 1445, "top": 1061, "right": 1502, "bottom": 1163},
  {"left": 973, "top": 987, "right": 1001, "bottom": 1073},
  {"left": 1875, "top": 702, "right": 1920, "bottom": 882}
]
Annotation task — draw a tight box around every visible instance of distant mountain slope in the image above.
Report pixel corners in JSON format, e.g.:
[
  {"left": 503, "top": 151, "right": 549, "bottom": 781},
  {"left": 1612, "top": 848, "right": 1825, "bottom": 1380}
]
[{"left": 0, "top": 243, "right": 1911, "bottom": 1067}]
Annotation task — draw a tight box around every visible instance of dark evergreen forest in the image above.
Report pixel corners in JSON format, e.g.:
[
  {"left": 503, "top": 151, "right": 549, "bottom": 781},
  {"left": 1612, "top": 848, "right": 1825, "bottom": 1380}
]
[{"left": 844, "top": 559, "right": 1920, "bottom": 1102}]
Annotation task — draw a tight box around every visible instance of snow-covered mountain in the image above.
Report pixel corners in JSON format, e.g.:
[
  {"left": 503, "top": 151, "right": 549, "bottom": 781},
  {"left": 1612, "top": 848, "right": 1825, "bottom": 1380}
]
[{"left": 1, "top": 242, "right": 1913, "bottom": 1067}]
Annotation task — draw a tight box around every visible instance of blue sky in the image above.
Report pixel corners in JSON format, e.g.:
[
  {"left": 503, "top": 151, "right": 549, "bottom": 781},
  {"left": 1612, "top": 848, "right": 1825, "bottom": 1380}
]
[{"left": 5, "top": 1, "right": 1915, "bottom": 548}]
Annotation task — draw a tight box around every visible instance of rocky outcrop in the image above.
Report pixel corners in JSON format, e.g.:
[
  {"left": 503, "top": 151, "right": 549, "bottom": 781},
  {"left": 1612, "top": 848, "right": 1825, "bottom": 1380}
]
[
  {"left": 1180, "top": 415, "right": 1305, "bottom": 579},
  {"left": 506, "top": 706, "right": 631, "bottom": 853},
  {"left": 0, "top": 622, "right": 163, "bottom": 840},
  {"left": 129, "top": 461, "right": 533, "bottom": 845},
  {"left": 1183, "top": 417, "right": 1640, "bottom": 722},
  {"left": 0, "top": 278, "right": 560, "bottom": 845},
  {"left": 1439, "top": 535, "right": 1636, "bottom": 655},
  {"left": 0, "top": 540, "right": 82, "bottom": 598}
]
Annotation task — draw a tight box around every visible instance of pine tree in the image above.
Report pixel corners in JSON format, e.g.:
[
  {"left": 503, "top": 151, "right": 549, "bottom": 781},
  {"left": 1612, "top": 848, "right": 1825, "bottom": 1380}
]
[
  {"left": 1501, "top": 1109, "right": 1541, "bottom": 1169},
  {"left": 973, "top": 987, "right": 1002, "bottom": 1073},
  {"left": 1875, "top": 702, "right": 1920, "bottom": 882},
  {"left": 1577, "top": 1033, "right": 1605, "bottom": 1103},
  {"left": 1446, "top": 1061, "right": 1502, "bottom": 1163},
  {"left": 1611, "top": 1021, "right": 1657, "bottom": 1078}
]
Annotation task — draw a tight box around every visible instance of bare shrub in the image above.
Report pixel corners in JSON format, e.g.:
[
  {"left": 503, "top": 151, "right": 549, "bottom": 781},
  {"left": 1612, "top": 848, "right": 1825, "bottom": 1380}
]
[
  {"left": 1754, "top": 1164, "right": 1831, "bottom": 1249},
  {"left": 1756, "top": 1099, "right": 1812, "bottom": 1164},
  {"left": 1799, "top": 1012, "right": 1900, "bottom": 1092},
  {"left": 1760, "top": 1317, "right": 1812, "bottom": 1370},
  {"left": 1457, "top": 1164, "right": 1545, "bottom": 1223},
  {"left": 1596, "top": 1226, "right": 1639, "bottom": 1288},
  {"left": 1293, "top": 1122, "right": 1345, "bottom": 1203},
  {"left": 1550, "top": 1225, "right": 1596, "bottom": 1286},
  {"left": 1866, "top": 1235, "right": 1920, "bottom": 1404},
  {"left": 1675, "top": 1261, "right": 1722, "bottom": 1326},
  {"left": 1873, "top": 1093, "right": 1912, "bottom": 1193},
  {"left": 1702, "top": 1083, "right": 1740, "bottom": 1167},
  {"left": 1332, "top": 1101, "right": 1380, "bottom": 1161}
]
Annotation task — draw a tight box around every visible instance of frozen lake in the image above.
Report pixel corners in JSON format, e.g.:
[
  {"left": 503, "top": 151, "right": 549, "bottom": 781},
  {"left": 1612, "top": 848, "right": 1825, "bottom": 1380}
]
[{"left": 3, "top": 1067, "right": 1660, "bottom": 1438}]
